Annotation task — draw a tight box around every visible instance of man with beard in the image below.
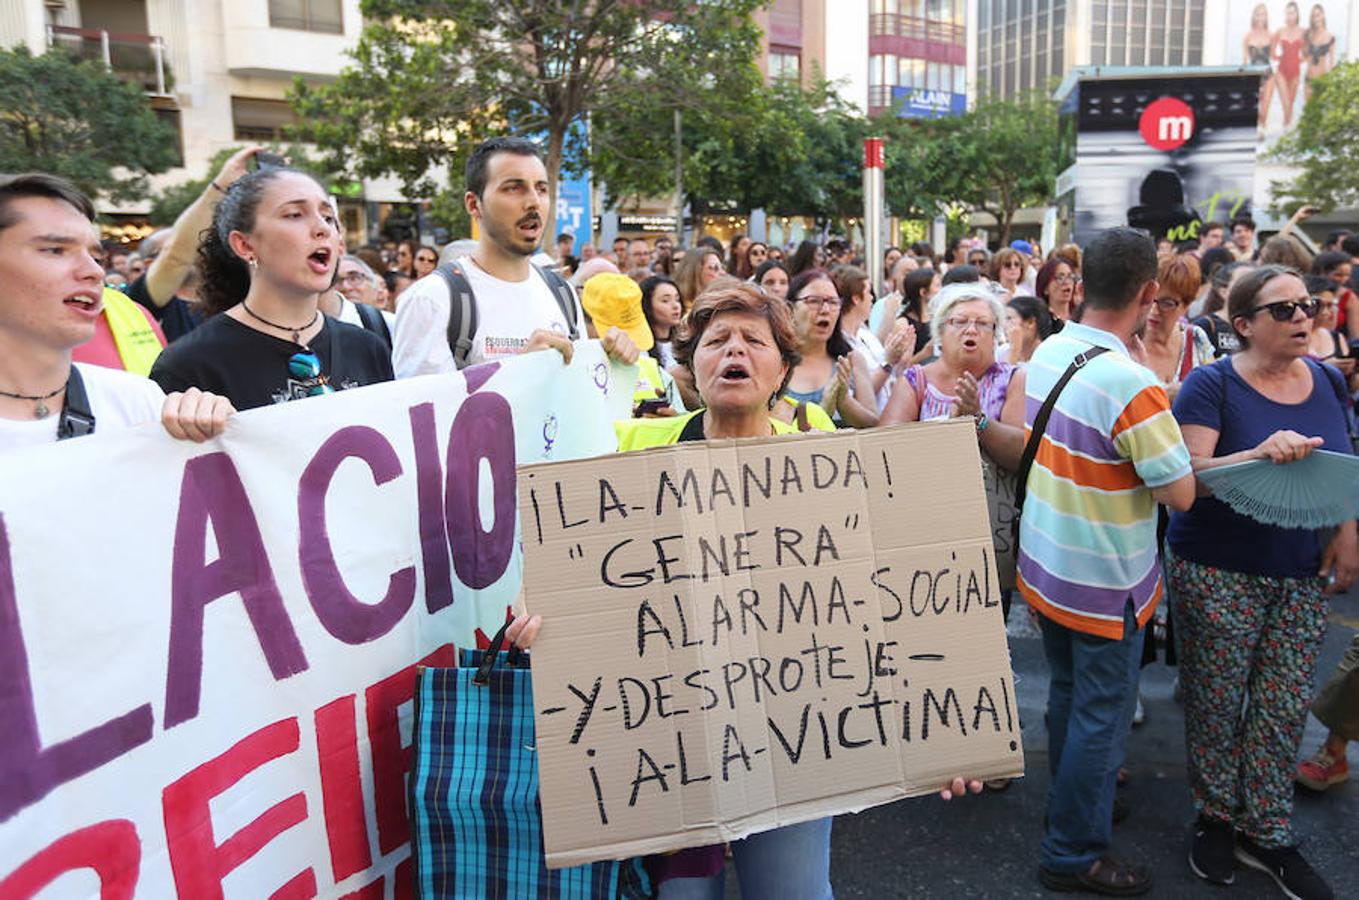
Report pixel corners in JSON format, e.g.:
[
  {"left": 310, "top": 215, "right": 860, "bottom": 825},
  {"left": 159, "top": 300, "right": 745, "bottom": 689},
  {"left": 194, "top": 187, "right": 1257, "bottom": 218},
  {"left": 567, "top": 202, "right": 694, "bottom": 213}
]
[{"left": 393, "top": 137, "right": 637, "bottom": 375}]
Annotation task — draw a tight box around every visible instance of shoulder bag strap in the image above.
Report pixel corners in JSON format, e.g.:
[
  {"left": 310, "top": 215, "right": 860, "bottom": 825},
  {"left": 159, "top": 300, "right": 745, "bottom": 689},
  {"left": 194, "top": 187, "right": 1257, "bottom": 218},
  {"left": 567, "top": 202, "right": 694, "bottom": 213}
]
[
  {"left": 534, "top": 264, "right": 580, "bottom": 340},
  {"left": 1013, "top": 346, "right": 1109, "bottom": 520},
  {"left": 57, "top": 365, "right": 96, "bottom": 440},
  {"left": 437, "top": 263, "right": 478, "bottom": 370}
]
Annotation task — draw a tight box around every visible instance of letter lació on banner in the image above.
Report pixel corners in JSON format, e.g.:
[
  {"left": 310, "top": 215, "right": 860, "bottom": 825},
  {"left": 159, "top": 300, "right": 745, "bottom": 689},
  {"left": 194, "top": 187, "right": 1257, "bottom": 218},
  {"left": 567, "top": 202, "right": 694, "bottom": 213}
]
[{"left": 0, "top": 343, "right": 632, "bottom": 896}]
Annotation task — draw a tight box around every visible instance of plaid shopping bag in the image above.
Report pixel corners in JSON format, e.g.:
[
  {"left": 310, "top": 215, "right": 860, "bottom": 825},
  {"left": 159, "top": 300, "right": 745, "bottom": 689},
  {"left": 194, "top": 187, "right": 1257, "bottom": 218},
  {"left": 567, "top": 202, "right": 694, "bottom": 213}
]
[{"left": 409, "top": 621, "right": 652, "bottom": 899}]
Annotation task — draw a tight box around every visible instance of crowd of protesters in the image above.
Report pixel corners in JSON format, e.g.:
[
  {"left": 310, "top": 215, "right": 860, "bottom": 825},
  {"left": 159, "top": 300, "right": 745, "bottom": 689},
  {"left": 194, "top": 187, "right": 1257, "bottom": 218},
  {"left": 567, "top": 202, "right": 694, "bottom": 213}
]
[{"left": 3, "top": 136, "right": 1357, "bottom": 900}]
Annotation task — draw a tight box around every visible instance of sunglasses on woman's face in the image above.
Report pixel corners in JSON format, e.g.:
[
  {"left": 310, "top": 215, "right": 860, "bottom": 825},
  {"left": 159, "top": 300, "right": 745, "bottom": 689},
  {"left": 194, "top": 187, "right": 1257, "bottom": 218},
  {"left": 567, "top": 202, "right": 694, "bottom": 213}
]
[{"left": 1250, "top": 298, "right": 1320, "bottom": 322}]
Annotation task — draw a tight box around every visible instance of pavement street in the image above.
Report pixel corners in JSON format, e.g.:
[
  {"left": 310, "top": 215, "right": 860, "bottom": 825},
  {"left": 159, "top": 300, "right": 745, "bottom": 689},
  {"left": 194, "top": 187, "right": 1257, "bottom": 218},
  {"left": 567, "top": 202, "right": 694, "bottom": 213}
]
[{"left": 724, "top": 587, "right": 1359, "bottom": 898}]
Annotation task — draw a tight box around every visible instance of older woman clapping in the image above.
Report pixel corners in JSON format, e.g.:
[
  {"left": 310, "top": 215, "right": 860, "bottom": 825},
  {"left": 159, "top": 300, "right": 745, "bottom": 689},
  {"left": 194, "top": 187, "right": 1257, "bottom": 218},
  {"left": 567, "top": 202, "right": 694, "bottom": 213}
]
[
  {"left": 1167, "top": 264, "right": 1358, "bottom": 895},
  {"left": 881, "top": 283, "right": 1028, "bottom": 469}
]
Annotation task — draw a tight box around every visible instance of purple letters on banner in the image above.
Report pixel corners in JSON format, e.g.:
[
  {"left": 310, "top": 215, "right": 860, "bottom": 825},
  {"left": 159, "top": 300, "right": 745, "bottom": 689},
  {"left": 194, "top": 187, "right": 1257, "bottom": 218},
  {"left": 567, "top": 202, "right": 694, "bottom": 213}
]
[
  {"left": 0, "top": 513, "right": 154, "bottom": 822},
  {"left": 298, "top": 426, "right": 417, "bottom": 644},
  {"left": 165, "top": 453, "right": 308, "bottom": 729},
  {"left": 408, "top": 403, "right": 454, "bottom": 614},
  {"left": 444, "top": 391, "right": 517, "bottom": 590}
]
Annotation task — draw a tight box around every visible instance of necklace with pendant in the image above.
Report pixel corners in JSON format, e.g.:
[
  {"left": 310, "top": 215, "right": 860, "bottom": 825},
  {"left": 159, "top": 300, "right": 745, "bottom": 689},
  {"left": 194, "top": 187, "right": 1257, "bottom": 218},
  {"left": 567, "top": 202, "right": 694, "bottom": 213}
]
[{"left": 0, "top": 383, "right": 65, "bottom": 419}]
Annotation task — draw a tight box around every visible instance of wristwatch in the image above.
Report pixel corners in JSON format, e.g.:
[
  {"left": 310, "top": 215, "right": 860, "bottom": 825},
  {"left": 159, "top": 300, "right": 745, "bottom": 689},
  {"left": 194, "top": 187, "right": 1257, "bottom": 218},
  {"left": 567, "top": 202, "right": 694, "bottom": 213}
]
[{"left": 975, "top": 413, "right": 990, "bottom": 434}]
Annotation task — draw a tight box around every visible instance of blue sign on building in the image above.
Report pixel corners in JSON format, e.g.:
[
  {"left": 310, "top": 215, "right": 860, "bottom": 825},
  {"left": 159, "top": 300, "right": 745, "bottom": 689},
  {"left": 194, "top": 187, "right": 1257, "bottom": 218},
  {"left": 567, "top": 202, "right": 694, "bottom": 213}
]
[
  {"left": 892, "top": 87, "right": 967, "bottom": 120},
  {"left": 555, "top": 170, "right": 592, "bottom": 253}
]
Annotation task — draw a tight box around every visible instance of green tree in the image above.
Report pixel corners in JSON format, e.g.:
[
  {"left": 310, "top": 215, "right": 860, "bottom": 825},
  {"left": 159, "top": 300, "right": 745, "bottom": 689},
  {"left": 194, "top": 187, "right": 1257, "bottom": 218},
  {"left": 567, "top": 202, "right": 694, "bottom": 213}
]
[
  {"left": 291, "top": 0, "right": 766, "bottom": 239},
  {"left": 1268, "top": 59, "right": 1359, "bottom": 213},
  {"left": 148, "top": 145, "right": 349, "bottom": 225},
  {"left": 883, "top": 91, "right": 1058, "bottom": 244},
  {"left": 0, "top": 45, "right": 179, "bottom": 203},
  {"left": 590, "top": 70, "right": 870, "bottom": 228}
]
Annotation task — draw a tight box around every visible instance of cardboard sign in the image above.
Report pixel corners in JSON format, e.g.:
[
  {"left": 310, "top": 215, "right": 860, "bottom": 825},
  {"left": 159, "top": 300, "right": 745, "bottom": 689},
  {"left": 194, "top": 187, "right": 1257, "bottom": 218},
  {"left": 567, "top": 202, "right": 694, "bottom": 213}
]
[
  {"left": 981, "top": 452, "right": 1019, "bottom": 591},
  {"left": 0, "top": 345, "right": 631, "bottom": 898},
  {"left": 519, "top": 420, "right": 1024, "bottom": 869}
]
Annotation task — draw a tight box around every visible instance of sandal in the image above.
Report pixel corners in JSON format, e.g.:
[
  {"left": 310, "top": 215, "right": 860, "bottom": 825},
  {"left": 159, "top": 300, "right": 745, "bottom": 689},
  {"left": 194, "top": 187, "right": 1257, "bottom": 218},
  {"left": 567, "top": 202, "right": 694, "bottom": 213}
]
[{"left": 1040, "top": 856, "right": 1152, "bottom": 896}]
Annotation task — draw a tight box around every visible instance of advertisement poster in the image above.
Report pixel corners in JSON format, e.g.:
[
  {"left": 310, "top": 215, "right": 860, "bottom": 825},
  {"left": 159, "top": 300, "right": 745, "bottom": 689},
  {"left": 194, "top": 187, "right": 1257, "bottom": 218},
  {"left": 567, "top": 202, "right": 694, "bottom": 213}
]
[
  {"left": 1226, "top": 0, "right": 1349, "bottom": 141},
  {"left": 1057, "top": 72, "right": 1261, "bottom": 246}
]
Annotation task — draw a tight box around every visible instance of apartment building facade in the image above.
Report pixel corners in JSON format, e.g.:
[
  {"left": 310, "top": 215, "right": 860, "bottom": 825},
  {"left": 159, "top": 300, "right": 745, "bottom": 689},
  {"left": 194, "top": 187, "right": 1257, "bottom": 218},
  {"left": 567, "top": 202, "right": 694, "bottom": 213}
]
[{"left": 2, "top": 0, "right": 418, "bottom": 242}]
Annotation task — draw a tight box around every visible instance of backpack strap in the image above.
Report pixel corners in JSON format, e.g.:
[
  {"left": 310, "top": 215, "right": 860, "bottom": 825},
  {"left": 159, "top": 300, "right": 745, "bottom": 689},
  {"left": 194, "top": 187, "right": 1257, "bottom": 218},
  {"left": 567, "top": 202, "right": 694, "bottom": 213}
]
[
  {"left": 533, "top": 263, "right": 580, "bottom": 340},
  {"left": 354, "top": 301, "right": 392, "bottom": 350},
  {"left": 57, "top": 365, "right": 96, "bottom": 440},
  {"left": 437, "top": 262, "right": 478, "bottom": 370},
  {"left": 1014, "top": 346, "right": 1110, "bottom": 523}
]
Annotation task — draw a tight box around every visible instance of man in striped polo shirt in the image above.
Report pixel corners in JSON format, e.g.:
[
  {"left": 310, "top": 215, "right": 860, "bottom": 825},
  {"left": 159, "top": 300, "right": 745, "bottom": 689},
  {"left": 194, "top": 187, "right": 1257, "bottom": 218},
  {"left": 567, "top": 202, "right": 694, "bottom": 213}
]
[{"left": 1019, "top": 227, "right": 1196, "bottom": 896}]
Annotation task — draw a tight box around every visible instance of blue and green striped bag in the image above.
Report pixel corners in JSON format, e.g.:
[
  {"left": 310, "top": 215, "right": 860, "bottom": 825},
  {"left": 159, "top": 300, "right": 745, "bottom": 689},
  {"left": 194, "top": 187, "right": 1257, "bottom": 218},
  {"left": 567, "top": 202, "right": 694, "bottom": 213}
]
[{"left": 409, "top": 622, "right": 652, "bottom": 899}]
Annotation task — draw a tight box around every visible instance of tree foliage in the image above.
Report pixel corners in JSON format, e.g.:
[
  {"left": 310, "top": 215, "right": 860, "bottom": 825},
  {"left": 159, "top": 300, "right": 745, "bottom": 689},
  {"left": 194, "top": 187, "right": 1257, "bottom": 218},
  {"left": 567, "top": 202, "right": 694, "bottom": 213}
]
[
  {"left": 290, "top": 0, "right": 766, "bottom": 237},
  {"left": 590, "top": 70, "right": 868, "bottom": 224},
  {"left": 0, "top": 45, "right": 180, "bottom": 203},
  {"left": 882, "top": 90, "right": 1058, "bottom": 243},
  {"left": 1268, "top": 59, "right": 1359, "bottom": 214}
]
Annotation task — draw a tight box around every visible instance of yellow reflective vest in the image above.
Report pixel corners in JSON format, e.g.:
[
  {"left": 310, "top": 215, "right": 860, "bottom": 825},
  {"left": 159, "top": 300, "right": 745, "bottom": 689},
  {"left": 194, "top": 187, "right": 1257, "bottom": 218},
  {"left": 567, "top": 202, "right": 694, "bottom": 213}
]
[{"left": 102, "top": 287, "right": 164, "bottom": 375}]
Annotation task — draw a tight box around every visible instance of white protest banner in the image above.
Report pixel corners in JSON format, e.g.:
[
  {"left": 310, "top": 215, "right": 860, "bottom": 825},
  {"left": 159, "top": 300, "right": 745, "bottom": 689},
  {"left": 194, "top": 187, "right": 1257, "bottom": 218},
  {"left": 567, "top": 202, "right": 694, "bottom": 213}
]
[
  {"left": 519, "top": 420, "right": 1025, "bottom": 868},
  {"left": 0, "top": 344, "right": 631, "bottom": 898}
]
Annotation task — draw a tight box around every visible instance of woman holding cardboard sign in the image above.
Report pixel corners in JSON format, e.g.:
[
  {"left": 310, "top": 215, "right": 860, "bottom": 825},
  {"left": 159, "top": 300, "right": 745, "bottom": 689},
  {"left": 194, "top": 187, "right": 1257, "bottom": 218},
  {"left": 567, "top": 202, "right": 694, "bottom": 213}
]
[{"left": 507, "top": 281, "right": 983, "bottom": 898}]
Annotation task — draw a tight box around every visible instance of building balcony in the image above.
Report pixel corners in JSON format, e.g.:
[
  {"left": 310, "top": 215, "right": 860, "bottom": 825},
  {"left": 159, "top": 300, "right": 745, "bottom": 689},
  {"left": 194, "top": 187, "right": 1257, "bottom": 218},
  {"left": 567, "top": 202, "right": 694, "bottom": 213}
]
[
  {"left": 46, "top": 25, "right": 172, "bottom": 98},
  {"left": 223, "top": 1, "right": 356, "bottom": 80},
  {"left": 869, "top": 14, "right": 965, "bottom": 45}
]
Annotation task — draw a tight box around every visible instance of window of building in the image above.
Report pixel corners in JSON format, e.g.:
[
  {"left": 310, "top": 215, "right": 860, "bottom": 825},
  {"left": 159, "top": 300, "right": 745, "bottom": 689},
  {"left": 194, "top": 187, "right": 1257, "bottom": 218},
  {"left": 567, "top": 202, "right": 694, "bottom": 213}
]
[
  {"left": 769, "top": 51, "right": 801, "bottom": 81},
  {"left": 232, "top": 97, "right": 299, "bottom": 142},
  {"left": 268, "top": 0, "right": 343, "bottom": 34},
  {"left": 869, "top": 54, "right": 886, "bottom": 86}
]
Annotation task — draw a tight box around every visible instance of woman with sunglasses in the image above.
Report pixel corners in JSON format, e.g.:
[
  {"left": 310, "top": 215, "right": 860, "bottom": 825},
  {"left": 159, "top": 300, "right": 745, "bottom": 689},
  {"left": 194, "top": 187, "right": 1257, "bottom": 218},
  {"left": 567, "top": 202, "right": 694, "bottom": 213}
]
[
  {"left": 150, "top": 166, "right": 393, "bottom": 410},
  {"left": 1142, "top": 253, "right": 1214, "bottom": 402},
  {"left": 413, "top": 246, "right": 439, "bottom": 279},
  {"left": 990, "top": 248, "right": 1030, "bottom": 298},
  {"left": 1166, "top": 265, "right": 1357, "bottom": 897}
]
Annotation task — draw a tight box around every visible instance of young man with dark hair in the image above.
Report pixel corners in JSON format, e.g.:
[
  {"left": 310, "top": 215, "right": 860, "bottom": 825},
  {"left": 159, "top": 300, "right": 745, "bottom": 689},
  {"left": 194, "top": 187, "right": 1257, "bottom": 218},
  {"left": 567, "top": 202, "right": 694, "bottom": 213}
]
[
  {"left": 392, "top": 138, "right": 638, "bottom": 376},
  {"left": 1199, "top": 221, "right": 1225, "bottom": 251},
  {"left": 0, "top": 174, "right": 232, "bottom": 451},
  {"left": 1229, "top": 215, "right": 1257, "bottom": 261},
  {"left": 1020, "top": 226, "right": 1196, "bottom": 896}
]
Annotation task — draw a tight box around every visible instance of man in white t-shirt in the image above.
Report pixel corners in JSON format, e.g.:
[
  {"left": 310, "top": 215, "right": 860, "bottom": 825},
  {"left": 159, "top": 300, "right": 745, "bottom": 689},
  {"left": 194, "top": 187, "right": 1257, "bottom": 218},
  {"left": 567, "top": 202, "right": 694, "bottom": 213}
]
[
  {"left": 392, "top": 137, "right": 638, "bottom": 377},
  {"left": 0, "top": 174, "right": 233, "bottom": 453}
]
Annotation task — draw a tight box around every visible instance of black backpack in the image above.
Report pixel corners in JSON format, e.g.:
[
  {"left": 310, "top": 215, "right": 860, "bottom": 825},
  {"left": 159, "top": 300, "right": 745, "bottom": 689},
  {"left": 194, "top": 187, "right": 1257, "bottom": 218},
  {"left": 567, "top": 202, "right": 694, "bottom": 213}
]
[
  {"left": 353, "top": 301, "right": 393, "bottom": 350},
  {"left": 435, "top": 260, "right": 580, "bottom": 369}
]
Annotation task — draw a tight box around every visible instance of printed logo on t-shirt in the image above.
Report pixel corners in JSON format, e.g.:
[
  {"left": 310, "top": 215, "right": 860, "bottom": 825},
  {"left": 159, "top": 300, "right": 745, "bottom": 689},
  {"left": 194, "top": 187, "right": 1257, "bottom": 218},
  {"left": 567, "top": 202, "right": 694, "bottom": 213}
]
[
  {"left": 271, "top": 376, "right": 362, "bottom": 405},
  {"left": 483, "top": 336, "right": 530, "bottom": 358},
  {"left": 483, "top": 318, "right": 568, "bottom": 360}
]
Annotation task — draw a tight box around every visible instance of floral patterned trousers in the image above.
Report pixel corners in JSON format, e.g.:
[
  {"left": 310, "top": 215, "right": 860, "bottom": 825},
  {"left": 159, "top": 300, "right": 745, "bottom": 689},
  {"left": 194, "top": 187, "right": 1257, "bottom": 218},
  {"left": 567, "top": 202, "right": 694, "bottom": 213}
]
[{"left": 1166, "top": 551, "right": 1328, "bottom": 849}]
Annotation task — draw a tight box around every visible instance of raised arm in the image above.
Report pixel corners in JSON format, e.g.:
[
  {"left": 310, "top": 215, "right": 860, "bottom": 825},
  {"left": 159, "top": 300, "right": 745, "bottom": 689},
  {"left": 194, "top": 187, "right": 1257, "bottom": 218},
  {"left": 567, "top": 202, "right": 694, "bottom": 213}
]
[{"left": 144, "top": 146, "right": 263, "bottom": 306}]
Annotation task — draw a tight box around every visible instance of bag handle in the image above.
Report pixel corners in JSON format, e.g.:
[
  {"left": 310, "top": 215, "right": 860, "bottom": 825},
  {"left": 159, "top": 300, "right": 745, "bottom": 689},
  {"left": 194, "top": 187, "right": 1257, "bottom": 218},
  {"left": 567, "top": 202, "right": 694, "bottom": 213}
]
[{"left": 472, "top": 618, "right": 525, "bottom": 686}]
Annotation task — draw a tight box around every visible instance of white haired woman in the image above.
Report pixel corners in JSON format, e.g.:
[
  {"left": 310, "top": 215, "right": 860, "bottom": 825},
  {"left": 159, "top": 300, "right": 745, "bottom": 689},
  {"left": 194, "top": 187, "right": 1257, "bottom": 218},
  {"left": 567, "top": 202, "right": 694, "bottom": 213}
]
[{"left": 881, "top": 282, "right": 1027, "bottom": 469}]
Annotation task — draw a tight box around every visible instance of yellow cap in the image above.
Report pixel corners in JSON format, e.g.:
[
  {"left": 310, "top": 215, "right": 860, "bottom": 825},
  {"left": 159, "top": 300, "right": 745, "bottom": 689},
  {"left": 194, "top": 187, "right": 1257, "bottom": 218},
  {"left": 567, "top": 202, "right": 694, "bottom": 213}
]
[{"left": 581, "top": 273, "right": 654, "bottom": 351}]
